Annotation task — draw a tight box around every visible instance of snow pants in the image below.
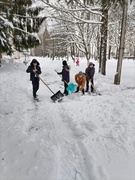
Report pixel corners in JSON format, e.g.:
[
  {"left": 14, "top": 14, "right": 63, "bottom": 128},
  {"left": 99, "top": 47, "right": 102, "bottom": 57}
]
[
  {"left": 32, "top": 78, "right": 39, "bottom": 98},
  {"left": 86, "top": 78, "right": 94, "bottom": 92},
  {"left": 64, "top": 82, "right": 68, "bottom": 95}
]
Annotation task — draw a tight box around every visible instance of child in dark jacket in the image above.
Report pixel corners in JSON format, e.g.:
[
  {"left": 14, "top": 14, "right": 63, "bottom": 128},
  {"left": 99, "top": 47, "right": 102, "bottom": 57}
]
[
  {"left": 26, "top": 59, "right": 42, "bottom": 99},
  {"left": 57, "top": 60, "right": 70, "bottom": 96},
  {"left": 85, "top": 62, "right": 95, "bottom": 93}
]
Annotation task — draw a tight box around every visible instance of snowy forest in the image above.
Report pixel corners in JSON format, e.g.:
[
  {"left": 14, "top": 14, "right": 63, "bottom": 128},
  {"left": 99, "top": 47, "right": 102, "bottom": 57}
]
[
  {"left": 0, "top": 0, "right": 135, "bottom": 78},
  {"left": 0, "top": 0, "right": 135, "bottom": 180}
]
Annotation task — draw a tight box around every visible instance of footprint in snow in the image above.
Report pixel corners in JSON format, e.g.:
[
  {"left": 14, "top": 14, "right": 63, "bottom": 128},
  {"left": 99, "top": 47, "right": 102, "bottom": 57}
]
[{"left": 84, "top": 121, "right": 98, "bottom": 132}]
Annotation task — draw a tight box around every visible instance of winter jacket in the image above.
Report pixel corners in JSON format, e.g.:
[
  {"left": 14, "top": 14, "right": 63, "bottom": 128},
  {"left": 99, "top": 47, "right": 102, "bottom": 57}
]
[
  {"left": 76, "top": 59, "right": 80, "bottom": 65},
  {"left": 58, "top": 65, "right": 70, "bottom": 83},
  {"left": 75, "top": 73, "right": 86, "bottom": 90},
  {"left": 85, "top": 66, "right": 95, "bottom": 80},
  {"left": 26, "top": 60, "right": 41, "bottom": 81}
]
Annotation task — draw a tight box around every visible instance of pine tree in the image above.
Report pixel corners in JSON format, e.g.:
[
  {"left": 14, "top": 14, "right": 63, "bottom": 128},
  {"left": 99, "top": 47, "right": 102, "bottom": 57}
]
[
  {"left": 0, "top": 0, "right": 12, "bottom": 54},
  {"left": 0, "top": 0, "right": 46, "bottom": 55}
]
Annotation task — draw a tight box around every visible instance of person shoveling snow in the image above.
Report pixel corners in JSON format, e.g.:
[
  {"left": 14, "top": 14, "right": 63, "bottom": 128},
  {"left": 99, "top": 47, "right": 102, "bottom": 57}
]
[
  {"left": 74, "top": 71, "right": 86, "bottom": 95},
  {"left": 57, "top": 60, "right": 71, "bottom": 96}
]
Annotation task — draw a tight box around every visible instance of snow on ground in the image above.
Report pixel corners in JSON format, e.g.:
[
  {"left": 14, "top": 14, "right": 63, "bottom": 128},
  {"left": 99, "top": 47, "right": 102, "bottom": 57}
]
[{"left": 0, "top": 56, "right": 135, "bottom": 180}]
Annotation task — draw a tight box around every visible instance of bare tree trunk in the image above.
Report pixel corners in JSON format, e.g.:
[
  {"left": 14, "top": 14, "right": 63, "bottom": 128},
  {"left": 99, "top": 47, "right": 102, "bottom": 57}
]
[
  {"left": 108, "top": 45, "right": 111, "bottom": 60},
  {"left": 114, "top": 0, "right": 128, "bottom": 85},
  {"left": 97, "top": 32, "right": 100, "bottom": 59},
  {"left": 71, "top": 43, "right": 75, "bottom": 62},
  {"left": 0, "top": 53, "right": 2, "bottom": 67},
  {"left": 134, "top": 46, "right": 135, "bottom": 60},
  {"left": 52, "top": 38, "right": 55, "bottom": 60},
  {"left": 99, "top": 35, "right": 103, "bottom": 72},
  {"left": 116, "top": 47, "right": 119, "bottom": 59},
  {"left": 87, "top": 59, "right": 89, "bottom": 66},
  {"left": 99, "top": 6, "right": 108, "bottom": 75}
]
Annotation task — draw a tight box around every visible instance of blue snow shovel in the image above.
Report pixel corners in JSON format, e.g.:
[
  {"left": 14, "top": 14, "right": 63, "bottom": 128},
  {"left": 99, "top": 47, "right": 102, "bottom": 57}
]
[
  {"left": 65, "top": 81, "right": 77, "bottom": 94},
  {"left": 55, "top": 70, "right": 77, "bottom": 94}
]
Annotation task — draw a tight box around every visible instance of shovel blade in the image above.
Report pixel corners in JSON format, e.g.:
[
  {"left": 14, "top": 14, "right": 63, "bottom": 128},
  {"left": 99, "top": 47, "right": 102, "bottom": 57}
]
[
  {"left": 66, "top": 83, "right": 77, "bottom": 94},
  {"left": 50, "top": 90, "right": 64, "bottom": 102}
]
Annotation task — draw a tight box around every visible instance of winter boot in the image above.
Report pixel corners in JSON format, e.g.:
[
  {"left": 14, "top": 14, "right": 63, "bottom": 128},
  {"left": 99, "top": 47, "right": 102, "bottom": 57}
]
[
  {"left": 82, "top": 89, "right": 85, "bottom": 95},
  {"left": 75, "top": 86, "right": 79, "bottom": 93}
]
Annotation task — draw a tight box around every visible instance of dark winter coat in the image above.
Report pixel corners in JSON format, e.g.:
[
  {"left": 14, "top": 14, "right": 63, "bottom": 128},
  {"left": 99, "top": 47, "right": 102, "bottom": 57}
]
[
  {"left": 85, "top": 66, "right": 95, "bottom": 80},
  {"left": 26, "top": 60, "right": 41, "bottom": 81},
  {"left": 58, "top": 65, "right": 70, "bottom": 83}
]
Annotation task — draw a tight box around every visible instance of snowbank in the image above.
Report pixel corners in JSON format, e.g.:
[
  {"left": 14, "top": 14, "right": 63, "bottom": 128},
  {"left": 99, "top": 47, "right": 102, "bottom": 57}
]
[{"left": 0, "top": 57, "right": 135, "bottom": 180}]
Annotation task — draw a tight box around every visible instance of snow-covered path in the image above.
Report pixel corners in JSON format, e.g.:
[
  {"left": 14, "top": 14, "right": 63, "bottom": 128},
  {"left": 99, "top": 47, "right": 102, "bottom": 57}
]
[{"left": 0, "top": 57, "right": 135, "bottom": 180}]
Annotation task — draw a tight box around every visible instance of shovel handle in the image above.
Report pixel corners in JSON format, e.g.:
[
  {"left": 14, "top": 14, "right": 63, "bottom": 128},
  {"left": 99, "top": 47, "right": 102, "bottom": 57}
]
[
  {"left": 39, "top": 76, "right": 55, "bottom": 95},
  {"left": 89, "top": 80, "right": 101, "bottom": 95},
  {"left": 54, "top": 70, "right": 62, "bottom": 79},
  {"left": 89, "top": 80, "right": 98, "bottom": 95},
  {"left": 54, "top": 69, "right": 69, "bottom": 85}
]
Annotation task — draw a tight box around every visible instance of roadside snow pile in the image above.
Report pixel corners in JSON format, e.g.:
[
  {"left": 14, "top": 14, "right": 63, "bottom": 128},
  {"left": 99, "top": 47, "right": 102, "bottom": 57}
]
[{"left": 0, "top": 57, "right": 135, "bottom": 180}]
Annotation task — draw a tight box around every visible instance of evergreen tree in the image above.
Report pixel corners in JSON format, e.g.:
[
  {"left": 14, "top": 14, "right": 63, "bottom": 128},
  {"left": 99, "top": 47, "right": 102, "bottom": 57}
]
[
  {"left": 0, "top": 0, "right": 12, "bottom": 54},
  {"left": 0, "top": 0, "right": 46, "bottom": 55}
]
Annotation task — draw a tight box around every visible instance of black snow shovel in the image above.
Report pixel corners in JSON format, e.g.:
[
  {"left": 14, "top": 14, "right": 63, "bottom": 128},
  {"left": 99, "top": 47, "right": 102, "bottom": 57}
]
[{"left": 39, "top": 77, "right": 64, "bottom": 102}]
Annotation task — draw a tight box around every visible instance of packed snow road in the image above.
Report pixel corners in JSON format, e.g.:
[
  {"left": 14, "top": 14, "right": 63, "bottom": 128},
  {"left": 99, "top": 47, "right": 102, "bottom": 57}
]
[{"left": 0, "top": 57, "right": 135, "bottom": 180}]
